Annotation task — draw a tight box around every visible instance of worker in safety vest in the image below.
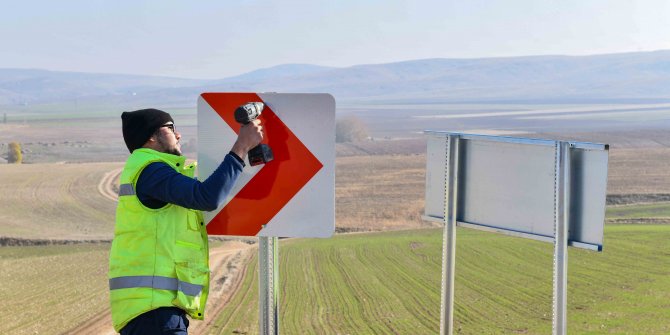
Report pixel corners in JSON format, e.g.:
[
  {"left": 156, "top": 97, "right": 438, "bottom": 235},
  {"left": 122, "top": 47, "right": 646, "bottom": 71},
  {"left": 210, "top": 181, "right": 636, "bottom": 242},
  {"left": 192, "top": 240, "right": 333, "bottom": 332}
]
[{"left": 109, "top": 108, "right": 262, "bottom": 334}]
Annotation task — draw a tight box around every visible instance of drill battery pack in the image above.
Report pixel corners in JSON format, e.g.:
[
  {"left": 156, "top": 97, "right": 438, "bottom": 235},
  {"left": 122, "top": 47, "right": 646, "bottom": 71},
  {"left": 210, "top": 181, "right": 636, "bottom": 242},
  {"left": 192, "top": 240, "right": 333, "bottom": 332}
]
[{"left": 248, "top": 143, "right": 274, "bottom": 166}]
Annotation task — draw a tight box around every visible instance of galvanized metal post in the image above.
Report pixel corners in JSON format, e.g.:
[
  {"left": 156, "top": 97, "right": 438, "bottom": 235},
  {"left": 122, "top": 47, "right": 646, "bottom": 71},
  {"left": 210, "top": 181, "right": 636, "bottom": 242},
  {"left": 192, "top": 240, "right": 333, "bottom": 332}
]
[
  {"left": 259, "top": 236, "right": 279, "bottom": 335},
  {"left": 440, "top": 135, "right": 459, "bottom": 335},
  {"left": 553, "top": 141, "right": 570, "bottom": 335}
]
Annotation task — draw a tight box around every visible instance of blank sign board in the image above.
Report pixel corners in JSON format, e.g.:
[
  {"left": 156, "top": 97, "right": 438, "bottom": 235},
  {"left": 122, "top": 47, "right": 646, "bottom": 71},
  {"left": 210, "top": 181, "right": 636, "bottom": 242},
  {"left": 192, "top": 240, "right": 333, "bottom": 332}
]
[{"left": 424, "top": 132, "right": 609, "bottom": 251}]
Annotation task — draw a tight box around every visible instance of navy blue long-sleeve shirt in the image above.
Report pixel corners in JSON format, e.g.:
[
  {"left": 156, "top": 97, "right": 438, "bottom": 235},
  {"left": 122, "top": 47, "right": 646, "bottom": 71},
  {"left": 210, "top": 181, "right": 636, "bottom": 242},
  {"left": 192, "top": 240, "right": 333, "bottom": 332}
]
[{"left": 136, "top": 153, "right": 244, "bottom": 211}]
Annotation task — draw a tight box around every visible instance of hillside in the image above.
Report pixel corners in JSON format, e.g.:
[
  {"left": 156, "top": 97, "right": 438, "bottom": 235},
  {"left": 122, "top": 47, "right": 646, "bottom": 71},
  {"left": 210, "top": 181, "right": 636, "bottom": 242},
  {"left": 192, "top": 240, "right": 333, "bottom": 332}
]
[
  {"left": 0, "top": 68, "right": 208, "bottom": 106},
  {"left": 2, "top": 50, "right": 670, "bottom": 110},
  {"left": 208, "top": 51, "right": 670, "bottom": 103}
]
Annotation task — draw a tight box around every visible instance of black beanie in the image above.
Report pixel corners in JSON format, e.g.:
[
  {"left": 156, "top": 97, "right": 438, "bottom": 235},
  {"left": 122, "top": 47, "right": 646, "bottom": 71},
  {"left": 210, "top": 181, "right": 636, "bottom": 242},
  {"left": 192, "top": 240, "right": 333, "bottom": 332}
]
[{"left": 121, "top": 108, "right": 174, "bottom": 153}]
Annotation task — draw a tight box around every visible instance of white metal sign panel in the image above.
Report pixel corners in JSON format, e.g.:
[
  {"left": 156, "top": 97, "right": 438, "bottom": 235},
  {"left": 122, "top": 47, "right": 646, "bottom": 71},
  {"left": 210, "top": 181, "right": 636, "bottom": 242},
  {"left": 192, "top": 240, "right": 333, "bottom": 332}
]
[
  {"left": 424, "top": 132, "right": 609, "bottom": 251},
  {"left": 198, "top": 93, "right": 335, "bottom": 238},
  {"left": 460, "top": 139, "right": 557, "bottom": 238}
]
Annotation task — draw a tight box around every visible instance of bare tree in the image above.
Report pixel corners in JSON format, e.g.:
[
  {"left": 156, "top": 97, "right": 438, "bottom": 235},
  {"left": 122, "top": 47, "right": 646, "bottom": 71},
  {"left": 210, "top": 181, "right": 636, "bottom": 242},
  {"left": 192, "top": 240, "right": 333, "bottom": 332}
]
[{"left": 336, "top": 116, "right": 368, "bottom": 143}]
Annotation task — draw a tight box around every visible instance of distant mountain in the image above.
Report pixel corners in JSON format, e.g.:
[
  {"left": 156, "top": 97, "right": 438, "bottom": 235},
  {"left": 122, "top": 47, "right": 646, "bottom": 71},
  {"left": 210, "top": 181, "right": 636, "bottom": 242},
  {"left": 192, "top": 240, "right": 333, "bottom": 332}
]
[
  {"left": 2, "top": 50, "right": 670, "bottom": 108},
  {"left": 198, "top": 51, "right": 670, "bottom": 103},
  {"left": 0, "top": 68, "right": 208, "bottom": 105},
  {"left": 216, "top": 63, "right": 336, "bottom": 82}
]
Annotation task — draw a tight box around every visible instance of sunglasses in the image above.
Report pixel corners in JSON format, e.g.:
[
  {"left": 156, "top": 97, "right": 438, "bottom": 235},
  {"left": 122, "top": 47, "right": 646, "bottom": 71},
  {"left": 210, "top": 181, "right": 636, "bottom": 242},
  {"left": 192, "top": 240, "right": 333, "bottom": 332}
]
[{"left": 161, "top": 124, "right": 176, "bottom": 133}]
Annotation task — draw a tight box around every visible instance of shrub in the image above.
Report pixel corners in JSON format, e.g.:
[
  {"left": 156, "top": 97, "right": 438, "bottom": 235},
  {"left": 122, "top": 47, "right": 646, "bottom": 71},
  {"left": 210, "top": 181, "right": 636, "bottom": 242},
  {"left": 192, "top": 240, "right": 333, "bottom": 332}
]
[{"left": 8, "top": 142, "right": 22, "bottom": 164}]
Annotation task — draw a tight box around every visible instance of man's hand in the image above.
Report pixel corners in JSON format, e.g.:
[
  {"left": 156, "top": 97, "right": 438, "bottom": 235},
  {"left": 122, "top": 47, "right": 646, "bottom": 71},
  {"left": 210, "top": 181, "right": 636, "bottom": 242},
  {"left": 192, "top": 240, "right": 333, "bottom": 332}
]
[{"left": 231, "top": 119, "right": 263, "bottom": 160}]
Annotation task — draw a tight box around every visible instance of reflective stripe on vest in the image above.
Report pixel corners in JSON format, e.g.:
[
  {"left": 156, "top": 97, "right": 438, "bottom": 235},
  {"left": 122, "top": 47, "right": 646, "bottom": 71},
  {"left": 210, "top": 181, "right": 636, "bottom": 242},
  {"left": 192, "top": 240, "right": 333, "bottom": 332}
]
[
  {"left": 118, "top": 183, "right": 135, "bottom": 196},
  {"left": 109, "top": 276, "right": 203, "bottom": 297}
]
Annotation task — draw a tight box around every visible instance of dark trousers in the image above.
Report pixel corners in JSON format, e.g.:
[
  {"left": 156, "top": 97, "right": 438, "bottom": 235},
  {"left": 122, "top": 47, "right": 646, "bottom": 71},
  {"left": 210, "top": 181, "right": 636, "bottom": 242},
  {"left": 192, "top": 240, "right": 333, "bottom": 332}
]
[{"left": 120, "top": 307, "right": 189, "bottom": 335}]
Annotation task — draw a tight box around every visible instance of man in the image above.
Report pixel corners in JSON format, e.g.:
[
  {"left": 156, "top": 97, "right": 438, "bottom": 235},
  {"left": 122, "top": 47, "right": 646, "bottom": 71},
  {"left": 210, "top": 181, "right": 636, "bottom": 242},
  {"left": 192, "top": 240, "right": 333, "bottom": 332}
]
[{"left": 109, "top": 108, "right": 262, "bottom": 334}]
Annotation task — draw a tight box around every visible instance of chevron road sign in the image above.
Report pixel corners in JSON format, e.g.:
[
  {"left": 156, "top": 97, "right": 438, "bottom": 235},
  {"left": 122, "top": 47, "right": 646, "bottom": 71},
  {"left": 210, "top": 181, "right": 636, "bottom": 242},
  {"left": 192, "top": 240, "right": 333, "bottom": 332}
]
[{"left": 197, "top": 92, "right": 335, "bottom": 238}]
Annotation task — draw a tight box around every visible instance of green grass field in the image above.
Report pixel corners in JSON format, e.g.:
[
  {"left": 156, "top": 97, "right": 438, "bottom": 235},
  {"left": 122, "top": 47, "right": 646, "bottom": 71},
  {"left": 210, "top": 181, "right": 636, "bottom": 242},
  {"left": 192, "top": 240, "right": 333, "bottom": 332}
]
[
  {"left": 1, "top": 224, "right": 668, "bottom": 334},
  {"left": 607, "top": 202, "right": 670, "bottom": 220},
  {"left": 206, "top": 225, "right": 670, "bottom": 335}
]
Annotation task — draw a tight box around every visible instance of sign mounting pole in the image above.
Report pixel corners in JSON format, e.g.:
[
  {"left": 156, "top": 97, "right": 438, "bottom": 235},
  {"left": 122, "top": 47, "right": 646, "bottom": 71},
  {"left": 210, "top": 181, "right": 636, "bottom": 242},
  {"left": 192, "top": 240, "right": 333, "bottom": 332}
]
[
  {"left": 440, "top": 134, "right": 460, "bottom": 335},
  {"left": 553, "top": 141, "right": 570, "bottom": 335},
  {"left": 259, "top": 236, "right": 279, "bottom": 335}
]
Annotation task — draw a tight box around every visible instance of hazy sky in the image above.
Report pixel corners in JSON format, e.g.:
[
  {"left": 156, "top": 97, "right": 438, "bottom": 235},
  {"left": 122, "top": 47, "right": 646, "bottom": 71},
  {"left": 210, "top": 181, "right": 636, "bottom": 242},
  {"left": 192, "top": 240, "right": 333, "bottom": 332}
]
[{"left": 1, "top": 0, "right": 669, "bottom": 79}]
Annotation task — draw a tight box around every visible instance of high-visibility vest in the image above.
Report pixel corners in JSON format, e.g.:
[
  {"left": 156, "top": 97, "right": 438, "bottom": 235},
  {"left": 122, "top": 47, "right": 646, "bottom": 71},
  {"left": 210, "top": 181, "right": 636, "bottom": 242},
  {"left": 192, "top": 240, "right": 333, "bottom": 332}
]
[{"left": 108, "top": 148, "right": 209, "bottom": 332}]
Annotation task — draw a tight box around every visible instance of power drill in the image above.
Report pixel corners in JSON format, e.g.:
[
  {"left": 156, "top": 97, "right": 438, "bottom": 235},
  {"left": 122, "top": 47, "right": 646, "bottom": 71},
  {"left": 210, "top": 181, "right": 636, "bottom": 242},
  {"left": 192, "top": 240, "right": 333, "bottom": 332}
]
[{"left": 234, "top": 102, "right": 274, "bottom": 166}]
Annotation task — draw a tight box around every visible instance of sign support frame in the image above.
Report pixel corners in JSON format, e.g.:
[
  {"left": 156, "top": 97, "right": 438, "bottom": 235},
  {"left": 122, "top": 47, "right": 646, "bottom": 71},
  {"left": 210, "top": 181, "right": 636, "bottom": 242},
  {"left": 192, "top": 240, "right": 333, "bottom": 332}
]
[
  {"left": 440, "top": 135, "right": 459, "bottom": 335},
  {"left": 436, "top": 136, "right": 583, "bottom": 335},
  {"left": 259, "top": 236, "right": 279, "bottom": 335}
]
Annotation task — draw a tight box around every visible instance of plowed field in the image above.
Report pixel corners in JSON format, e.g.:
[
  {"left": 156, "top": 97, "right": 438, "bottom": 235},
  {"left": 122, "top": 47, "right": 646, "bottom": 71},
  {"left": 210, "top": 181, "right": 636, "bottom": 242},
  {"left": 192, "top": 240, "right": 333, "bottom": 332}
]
[
  {"left": 205, "top": 226, "right": 670, "bottom": 334},
  {"left": 0, "top": 162, "right": 121, "bottom": 240}
]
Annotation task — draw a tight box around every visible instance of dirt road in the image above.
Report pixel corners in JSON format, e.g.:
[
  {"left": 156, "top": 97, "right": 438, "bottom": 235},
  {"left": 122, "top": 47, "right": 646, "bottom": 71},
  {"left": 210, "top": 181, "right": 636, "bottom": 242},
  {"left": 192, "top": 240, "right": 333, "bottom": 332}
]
[
  {"left": 97, "top": 167, "right": 123, "bottom": 202},
  {"left": 65, "top": 242, "right": 254, "bottom": 335},
  {"left": 189, "top": 241, "right": 254, "bottom": 335}
]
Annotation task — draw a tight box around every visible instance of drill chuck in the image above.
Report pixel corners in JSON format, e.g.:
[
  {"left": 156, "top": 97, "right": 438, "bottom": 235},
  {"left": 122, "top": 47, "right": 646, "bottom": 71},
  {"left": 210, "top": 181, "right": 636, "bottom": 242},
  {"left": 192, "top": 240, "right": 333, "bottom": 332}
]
[{"left": 235, "top": 102, "right": 265, "bottom": 124}]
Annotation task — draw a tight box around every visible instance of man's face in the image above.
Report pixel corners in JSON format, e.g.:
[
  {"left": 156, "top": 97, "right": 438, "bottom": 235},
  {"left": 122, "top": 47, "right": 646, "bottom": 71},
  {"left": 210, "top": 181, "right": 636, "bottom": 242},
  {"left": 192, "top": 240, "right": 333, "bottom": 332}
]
[{"left": 155, "top": 122, "right": 182, "bottom": 156}]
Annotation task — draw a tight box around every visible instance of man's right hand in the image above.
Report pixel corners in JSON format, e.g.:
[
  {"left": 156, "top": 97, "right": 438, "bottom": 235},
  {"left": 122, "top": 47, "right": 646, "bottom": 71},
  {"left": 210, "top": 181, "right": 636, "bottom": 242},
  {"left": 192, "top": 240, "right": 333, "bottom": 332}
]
[{"left": 231, "top": 119, "right": 263, "bottom": 160}]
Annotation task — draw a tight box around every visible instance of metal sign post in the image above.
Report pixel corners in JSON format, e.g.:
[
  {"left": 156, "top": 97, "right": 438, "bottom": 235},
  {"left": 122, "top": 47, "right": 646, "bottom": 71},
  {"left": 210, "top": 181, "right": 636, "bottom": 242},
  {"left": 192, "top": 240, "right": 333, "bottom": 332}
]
[
  {"left": 553, "top": 142, "right": 570, "bottom": 335},
  {"left": 259, "top": 236, "right": 279, "bottom": 335},
  {"left": 440, "top": 135, "right": 459, "bottom": 335}
]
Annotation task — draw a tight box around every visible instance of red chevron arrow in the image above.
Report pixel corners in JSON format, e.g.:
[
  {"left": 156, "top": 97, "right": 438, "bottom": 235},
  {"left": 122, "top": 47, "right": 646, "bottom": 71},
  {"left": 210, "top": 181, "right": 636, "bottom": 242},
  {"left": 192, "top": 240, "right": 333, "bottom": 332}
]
[{"left": 201, "top": 93, "right": 324, "bottom": 236}]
